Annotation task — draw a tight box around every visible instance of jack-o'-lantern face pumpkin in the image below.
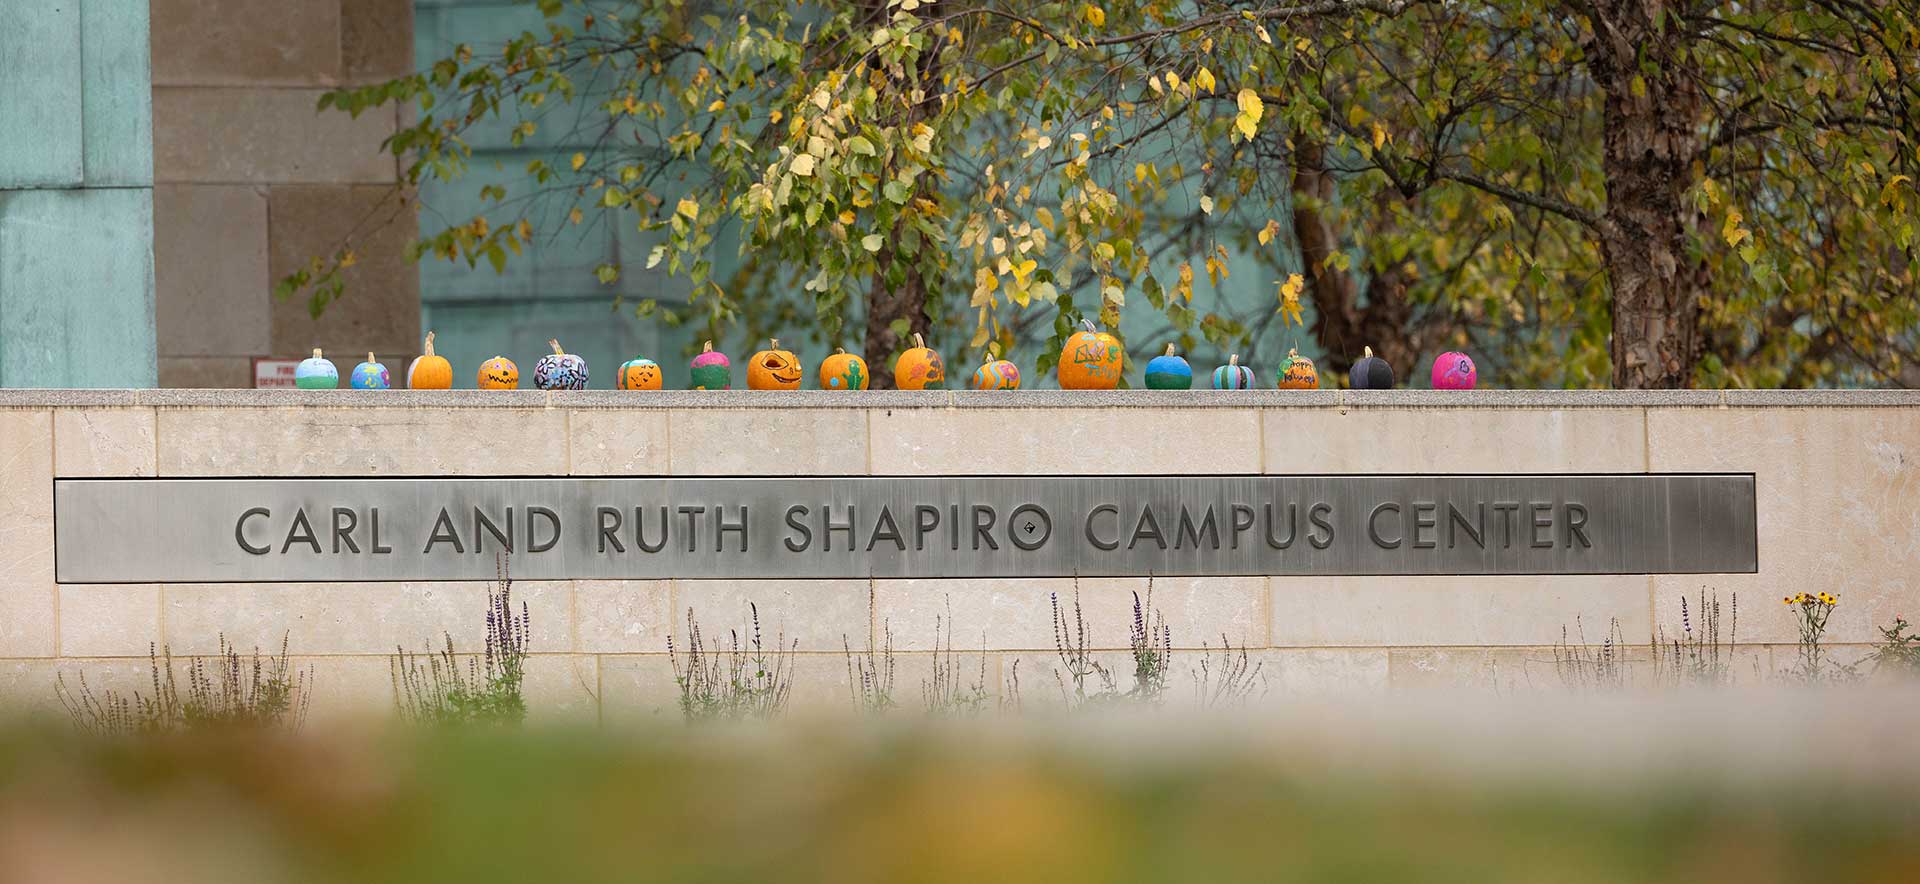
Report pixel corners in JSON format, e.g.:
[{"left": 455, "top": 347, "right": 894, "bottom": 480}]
[
  {"left": 1277, "top": 348, "right": 1319, "bottom": 390},
  {"left": 894, "top": 333, "right": 945, "bottom": 390},
  {"left": 617, "top": 357, "right": 663, "bottom": 391},
  {"left": 1057, "top": 319, "right": 1123, "bottom": 389},
  {"left": 478, "top": 356, "right": 519, "bottom": 389},
  {"left": 747, "top": 339, "right": 803, "bottom": 390}
]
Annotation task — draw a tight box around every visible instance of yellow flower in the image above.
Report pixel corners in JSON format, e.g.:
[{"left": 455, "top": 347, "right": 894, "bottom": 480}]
[{"left": 1783, "top": 596, "right": 1794, "bottom": 605}]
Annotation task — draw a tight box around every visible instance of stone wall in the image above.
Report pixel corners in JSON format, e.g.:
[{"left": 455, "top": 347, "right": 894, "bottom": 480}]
[
  {"left": 2, "top": 390, "right": 1914, "bottom": 721},
  {"left": 151, "top": 0, "right": 419, "bottom": 387}
]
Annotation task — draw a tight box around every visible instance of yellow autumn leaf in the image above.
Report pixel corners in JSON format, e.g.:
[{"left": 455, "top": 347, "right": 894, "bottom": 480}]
[
  {"left": 1082, "top": 4, "right": 1105, "bottom": 26},
  {"left": 1194, "top": 67, "right": 1217, "bottom": 94},
  {"left": 1012, "top": 259, "right": 1037, "bottom": 279},
  {"left": 570, "top": 152, "right": 586, "bottom": 171},
  {"left": 568, "top": 207, "right": 583, "bottom": 225},
  {"left": 1277, "top": 274, "right": 1305, "bottom": 326},
  {"left": 676, "top": 197, "right": 700, "bottom": 220},
  {"left": 706, "top": 99, "right": 726, "bottom": 113},
  {"left": 1199, "top": 195, "right": 1214, "bottom": 215},
  {"left": 838, "top": 210, "right": 856, "bottom": 225},
  {"left": 1372, "top": 122, "right": 1388, "bottom": 150},
  {"left": 791, "top": 153, "right": 816, "bottom": 176},
  {"left": 1255, "top": 25, "right": 1272, "bottom": 45},
  {"left": 1234, "top": 89, "right": 1263, "bottom": 140},
  {"left": 1722, "top": 209, "right": 1749, "bottom": 247},
  {"left": 1257, "top": 219, "right": 1279, "bottom": 246}
]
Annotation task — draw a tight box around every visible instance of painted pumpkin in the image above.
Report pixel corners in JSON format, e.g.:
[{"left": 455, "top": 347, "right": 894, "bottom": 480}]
[
  {"left": 690, "top": 341, "right": 731, "bottom": 390},
  {"left": 406, "top": 331, "right": 453, "bottom": 390},
  {"left": 819, "top": 348, "right": 869, "bottom": 390},
  {"left": 350, "top": 352, "right": 390, "bottom": 390},
  {"left": 534, "top": 339, "right": 589, "bottom": 390},
  {"left": 1432, "top": 351, "right": 1477, "bottom": 389},
  {"left": 1057, "top": 319, "right": 1123, "bottom": 389},
  {"left": 968, "top": 348, "right": 1021, "bottom": 390},
  {"left": 1143, "top": 344, "right": 1192, "bottom": 390},
  {"left": 1277, "top": 348, "right": 1320, "bottom": 390},
  {"left": 617, "top": 357, "right": 663, "bottom": 391},
  {"left": 294, "top": 348, "right": 338, "bottom": 389},
  {"left": 747, "top": 338, "right": 804, "bottom": 390},
  {"left": 1211, "top": 354, "right": 1255, "bottom": 390},
  {"left": 477, "top": 356, "right": 519, "bottom": 389},
  {"left": 893, "top": 333, "right": 945, "bottom": 390},
  {"left": 1348, "top": 345, "right": 1395, "bottom": 390}
]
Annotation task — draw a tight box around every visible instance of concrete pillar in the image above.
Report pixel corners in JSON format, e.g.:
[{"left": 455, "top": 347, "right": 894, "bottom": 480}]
[{"left": 0, "top": 1, "right": 157, "bottom": 388}]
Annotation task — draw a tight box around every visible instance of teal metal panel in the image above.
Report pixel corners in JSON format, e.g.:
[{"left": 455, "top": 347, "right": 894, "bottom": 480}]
[
  {"left": 81, "top": 0, "right": 154, "bottom": 187},
  {"left": 0, "top": 3, "right": 84, "bottom": 188},
  {"left": 0, "top": 189, "right": 158, "bottom": 387}
]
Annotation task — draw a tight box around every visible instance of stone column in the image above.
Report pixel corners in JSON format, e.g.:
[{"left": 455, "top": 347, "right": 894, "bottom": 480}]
[{"left": 0, "top": 1, "right": 158, "bottom": 388}]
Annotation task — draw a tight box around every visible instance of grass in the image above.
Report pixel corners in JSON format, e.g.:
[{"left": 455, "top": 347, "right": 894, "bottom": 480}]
[{"left": 0, "top": 707, "right": 1914, "bottom": 884}]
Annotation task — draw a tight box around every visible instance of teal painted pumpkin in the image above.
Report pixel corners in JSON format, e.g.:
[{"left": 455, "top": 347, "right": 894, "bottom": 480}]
[
  {"left": 1211, "top": 354, "right": 1254, "bottom": 390},
  {"left": 1144, "top": 344, "right": 1192, "bottom": 389}
]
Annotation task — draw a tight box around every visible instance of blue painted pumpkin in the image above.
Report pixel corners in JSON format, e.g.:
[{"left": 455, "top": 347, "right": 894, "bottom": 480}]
[
  {"left": 349, "top": 352, "right": 390, "bottom": 389},
  {"left": 1211, "top": 354, "right": 1255, "bottom": 390},
  {"left": 1144, "top": 344, "right": 1192, "bottom": 389},
  {"left": 294, "top": 349, "right": 339, "bottom": 389}
]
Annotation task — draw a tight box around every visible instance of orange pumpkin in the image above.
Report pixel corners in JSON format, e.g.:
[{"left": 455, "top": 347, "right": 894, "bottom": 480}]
[
  {"left": 477, "top": 356, "right": 519, "bottom": 389},
  {"left": 1277, "top": 348, "right": 1320, "bottom": 389},
  {"left": 1057, "top": 319, "right": 1123, "bottom": 389},
  {"left": 893, "top": 333, "right": 945, "bottom": 390},
  {"left": 818, "top": 348, "right": 869, "bottom": 390},
  {"left": 406, "top": 331, "right": 453, "bottom": 390},
  {"left": 747, "top": 338, "right": 804, "bottom": 390}
]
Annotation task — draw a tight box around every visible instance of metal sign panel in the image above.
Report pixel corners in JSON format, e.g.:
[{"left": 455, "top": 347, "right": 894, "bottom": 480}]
[{"left": 53, "top": 475, "right": 1758, "bottom": 583}]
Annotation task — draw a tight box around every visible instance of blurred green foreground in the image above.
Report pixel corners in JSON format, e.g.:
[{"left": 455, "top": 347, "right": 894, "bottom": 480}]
[{"left": 0, "top": 695, "right": 1915, "bottom": 884}]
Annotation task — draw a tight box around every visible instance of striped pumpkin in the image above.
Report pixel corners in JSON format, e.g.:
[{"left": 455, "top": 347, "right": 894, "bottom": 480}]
[{"left": 1211, "top": 354, "right": 1255, "bottom": 389}]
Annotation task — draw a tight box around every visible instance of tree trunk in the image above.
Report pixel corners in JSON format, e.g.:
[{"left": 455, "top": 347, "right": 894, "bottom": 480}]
[
  {"left": 1586, "top": 0, "right": 1705, "bottom": 388},
  {"left": 1291, "top": 136, "right": 1424, "bottom": 377},
  {"left": 862, "top": 250, "right": 929, "bottom": 389},
  {"left": 855, "top": 0, "right": 937, "bottom": 389}
]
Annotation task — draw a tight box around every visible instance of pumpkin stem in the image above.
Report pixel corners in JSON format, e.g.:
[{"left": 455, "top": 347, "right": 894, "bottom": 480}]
[
  {"left": 1362, "top": 345, "right": 1374, "bottom": 360},
  {"left": 549, "top": 339, "right": 565, "bottom": 356},
  {"left": 835, "top": 347, "right": 846, "bottom": 355},
  {"left": 1080, "top": 318, "right": 1097, "bottom": 332},
  {"left": 422, "top": 331, "right": 436, "bottom": 357},
  {"left": 911, "top": 332, "right": 926, "bottom": 349},
  {"left": 366, "top": 352, "right": 375, "bottom": 365},
  {"left": 769, "top": 338, "right": 779, "bottom": 350},
  {"left": 311, "top": 348, "right": 322, "bottom": 360},
  {"left": 1228, "top": 354, "right": 1239, "bottom": 366},
  {"left": 982, "top": 344, "right": 997, "bottom": 365},
  {"left": 1288, "top": 347, "right": 1299, "bottom": 360},
  {"left": 1164, "top": 343, "right": 1176, "bottom": 357},
  {"left": 702, "top": 341, "right": 714, "bottom": 354}
]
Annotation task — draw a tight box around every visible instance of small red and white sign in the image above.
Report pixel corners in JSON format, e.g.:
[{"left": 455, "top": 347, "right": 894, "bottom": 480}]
[{"left": 252, "top": 357, "right": 300, "bottom": 388}]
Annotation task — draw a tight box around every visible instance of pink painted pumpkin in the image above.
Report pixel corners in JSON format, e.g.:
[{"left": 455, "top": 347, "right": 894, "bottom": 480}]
[{"left": 1431, "top": 351, "right": 1477, "bottom": 389}]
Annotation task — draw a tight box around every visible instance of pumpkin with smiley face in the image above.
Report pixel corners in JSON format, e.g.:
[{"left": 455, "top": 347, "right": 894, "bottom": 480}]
[
  {"left": 893, "top": 333, "right": 945, "bottom": 390},
  {"left": 477, "top": 356, "right": 519, "bottom": 389},
  {"left": 617, "top": 357, "right": 663, "bottom": 390},
  {"left": 747, "top": 338, "right": 804, "bottom": 390},
  {"left": 818, "top": 348, "right": 869, "bottom": 390}
]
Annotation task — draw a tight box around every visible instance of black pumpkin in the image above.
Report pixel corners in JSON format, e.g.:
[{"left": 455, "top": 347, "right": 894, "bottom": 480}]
[{"left": 1348, "top": 346, "right": 1395, "bottom": 389}]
